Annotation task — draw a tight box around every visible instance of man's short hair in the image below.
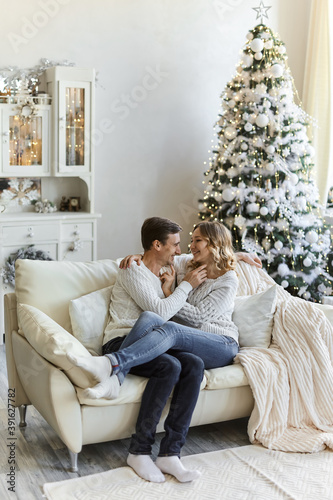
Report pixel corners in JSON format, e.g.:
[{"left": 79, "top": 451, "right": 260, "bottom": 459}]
[{"left": 141, "top": 217, "right": 182, "bottom": 251}]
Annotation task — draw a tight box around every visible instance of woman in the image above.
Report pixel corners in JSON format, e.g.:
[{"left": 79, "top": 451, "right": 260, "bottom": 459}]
[{"left": 68, "top": 221, "right": 240, "bottom": 400}]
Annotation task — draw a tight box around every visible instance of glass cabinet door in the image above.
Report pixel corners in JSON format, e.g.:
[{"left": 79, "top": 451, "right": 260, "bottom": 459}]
[
  {"left": 2, "top": 105, "right": 50, "bottom": 175},
  {"left": 58, "top": 81, "right": 91, "bottom": 173}
]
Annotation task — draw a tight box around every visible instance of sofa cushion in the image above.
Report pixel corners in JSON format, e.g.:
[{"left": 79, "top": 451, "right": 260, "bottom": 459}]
[
  {"left": 204, "top": 364, "right": 249, "bottom": 390},
  {"left": 233, "top": 285, "right": 277, "bottom": 348},
  {"left": 17, "top": 303, "right": 97, "bottom": 389},
  {"left": 15, "top": 259, "right": 119, "bottom": 333},
  {"left": 75, "top": 372, "right": 207, "bottom": 406},
  {"left": 69, "top": 286, "right": 113, "bottom": 355}
]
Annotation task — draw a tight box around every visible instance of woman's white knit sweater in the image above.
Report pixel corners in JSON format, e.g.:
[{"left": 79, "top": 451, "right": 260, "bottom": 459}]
[{"left": 103, "top": 254, "right": 239, "bottom": 345}]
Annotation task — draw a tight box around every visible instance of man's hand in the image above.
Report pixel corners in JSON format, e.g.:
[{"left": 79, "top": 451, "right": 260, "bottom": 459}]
[
  {"left": 236, "top": 252, "right": 262, "bottom": 268},
  {"left": 160, "top": 265, "right": 176, "bottom": 297},
  {"left": 183, "top": 265, "right": 208, "bottom": 289},
  {"left": 119, "top": 254, "right": 142, "bottom": 269}
]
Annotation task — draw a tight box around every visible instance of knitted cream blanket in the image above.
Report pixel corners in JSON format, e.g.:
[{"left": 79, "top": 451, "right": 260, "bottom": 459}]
[{"left": 235, "top": 262, "right": 333, "bottom": 452}]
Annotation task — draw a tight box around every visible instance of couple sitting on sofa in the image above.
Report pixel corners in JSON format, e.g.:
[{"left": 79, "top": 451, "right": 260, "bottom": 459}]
[{"left": 68, "top": 216, "right": 260, "bottom": 483}]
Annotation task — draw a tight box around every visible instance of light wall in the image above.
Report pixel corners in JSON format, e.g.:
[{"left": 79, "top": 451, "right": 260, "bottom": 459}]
[{"left": 0, "top": 0, "right": 312, "bottom": 258}]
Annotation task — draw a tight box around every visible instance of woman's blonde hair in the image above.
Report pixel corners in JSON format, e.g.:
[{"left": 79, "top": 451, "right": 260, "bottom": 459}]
[{"left": 188, "top": 221, "right": 237, "bottom": 272}]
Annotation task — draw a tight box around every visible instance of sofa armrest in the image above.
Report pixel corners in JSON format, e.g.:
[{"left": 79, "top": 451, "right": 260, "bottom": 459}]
[
  {"left": 4, "top": 293, "right": 30, "bottom": 407},
  {"left": 12, "top": 332, "right": 83, "bottom": 453}
]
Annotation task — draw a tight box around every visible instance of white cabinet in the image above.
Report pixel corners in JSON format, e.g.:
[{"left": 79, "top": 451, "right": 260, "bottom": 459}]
[
  {"left": 0, "top": 67, "right": 101, "bottom": 343},
  {"left": 0, "top": 212, "right": 100, "bottom": 342}
]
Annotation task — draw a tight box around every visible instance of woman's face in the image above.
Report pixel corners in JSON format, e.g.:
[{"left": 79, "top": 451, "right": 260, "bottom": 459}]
[{"left": 190, "top": 227, "right": 213, "bottom": 264}]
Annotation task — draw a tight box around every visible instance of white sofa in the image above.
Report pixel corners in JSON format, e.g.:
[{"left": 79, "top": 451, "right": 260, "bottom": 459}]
[{"left": 5, "top": 258, "right": 259, "bottom": 472}]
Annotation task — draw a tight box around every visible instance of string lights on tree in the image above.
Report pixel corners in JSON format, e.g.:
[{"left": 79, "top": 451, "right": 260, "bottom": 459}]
[{"left": 198, "top": 6, "right": 333, "bottom": 303}]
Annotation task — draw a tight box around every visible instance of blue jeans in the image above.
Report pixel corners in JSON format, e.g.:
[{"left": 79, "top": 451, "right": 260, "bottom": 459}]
[
  {"left": 106, "top": 311, "right": 239, "bottom": 384},
  {"left": 127, "top": 352, "right": 204, "bottom": 456}
]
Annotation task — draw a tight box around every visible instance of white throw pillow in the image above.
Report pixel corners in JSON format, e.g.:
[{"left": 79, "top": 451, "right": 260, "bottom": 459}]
[
  {"left": 233, "top": 285, "right": 277, "bottom": 348},
  {"left": 69, "top": 286, "right": 113, "bottom": 355},
  {"left": 17, "top": 303, "right": 96, "bottom": 389}
]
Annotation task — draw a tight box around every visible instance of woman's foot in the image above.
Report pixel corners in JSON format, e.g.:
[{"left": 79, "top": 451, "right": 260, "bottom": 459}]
[
  {"left": 83, "top": 374, "right": 120, "bottom": 400},
  {"left": 155, "top": 456, "right": 201, "bottom": 482},
  {"left": 127, "top": 453, "right": 165, "bottom": 483},
  {"left": 66, "top": 353, "right": 112, "bottom": 384}
]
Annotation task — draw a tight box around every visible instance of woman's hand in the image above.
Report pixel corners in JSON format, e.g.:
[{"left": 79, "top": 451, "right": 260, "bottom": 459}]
[
  {"left": 236, "top": 252, "right": 262, "bottom": 268},
  {"left": 119, "top": 254, "right": 143, "bottom": 269},
  {"left": 183, "top": 265, "right": 207, "bottom": 289},
  {"left": 160, "top": 265, "right": 176, "bottom": 297}
]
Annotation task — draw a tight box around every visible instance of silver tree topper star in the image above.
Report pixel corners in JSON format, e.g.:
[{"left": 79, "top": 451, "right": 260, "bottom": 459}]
[{"left": 252, "top": 1, "right": 272, "bottom": 23}]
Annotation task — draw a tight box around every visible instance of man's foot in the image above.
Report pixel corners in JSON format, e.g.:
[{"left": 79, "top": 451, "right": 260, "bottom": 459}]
[
  {"left": 127, "top": 453, "right": 165, "bottom": 483},
  {"left": 66, "top": 353, "right": 112, "bottom": 384},
  {"left": 155, "top": 456, "right": 201, "bottom": 482},
  {"left": 83, "top": 375, "right": 120, "bottom": 400}
]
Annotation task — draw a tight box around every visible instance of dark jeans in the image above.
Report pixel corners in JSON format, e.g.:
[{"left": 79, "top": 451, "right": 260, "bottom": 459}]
[{"left": 103, "top": 341, "right": 204, "bottom": 456}]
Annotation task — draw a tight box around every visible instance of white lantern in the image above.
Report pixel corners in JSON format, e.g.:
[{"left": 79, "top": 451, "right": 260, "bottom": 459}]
[
  {"left": 260, "top": 206, "right": 268, "bottom": 216},
  {"left": 303, "top": 257, "right": 312, "bottom": 267},
  {"left": 250, "top": 38, "right": 264, "bottom": 53},
  {"left": 256, "top": 114, "right": 269, "bottom": 128},
  {"left": 222, "top": 188, "right": 235, "bottom": 202},
  {"left": 305, "top": 231, "right": 319, "bottom": 244},
  {"left": 270, "top": 64, "right": 284, "bottom": 78},
  {"left": 224, "top": 126, "right": 237, "bottom": 140},
  {"left": 274, "top": 240, "right": 283, "bottom": 250}
]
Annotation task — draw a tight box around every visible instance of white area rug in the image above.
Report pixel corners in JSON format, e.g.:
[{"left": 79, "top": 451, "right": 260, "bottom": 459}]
[{"left": 43, "top": 445, "right": 333, "bottom": 499}]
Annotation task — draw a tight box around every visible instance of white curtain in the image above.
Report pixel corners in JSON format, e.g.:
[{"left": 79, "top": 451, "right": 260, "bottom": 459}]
[{"left": 302, "top": 0, "right": 333, "bottom": 205}]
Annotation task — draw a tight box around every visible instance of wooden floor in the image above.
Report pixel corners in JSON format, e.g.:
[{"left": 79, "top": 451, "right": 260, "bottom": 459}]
[{"left": 0, "top": 344, "right": 250, "bottom": 500}]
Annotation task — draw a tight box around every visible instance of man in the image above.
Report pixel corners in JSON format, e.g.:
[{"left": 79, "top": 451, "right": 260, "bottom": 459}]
[{"left": 71, "top": 217, "right": 261, "bottom": 483}]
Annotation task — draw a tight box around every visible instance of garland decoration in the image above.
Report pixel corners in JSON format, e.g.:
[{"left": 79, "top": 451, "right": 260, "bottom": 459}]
[{"left": 1, "top": 245, "right": 53, "bottom": 286}]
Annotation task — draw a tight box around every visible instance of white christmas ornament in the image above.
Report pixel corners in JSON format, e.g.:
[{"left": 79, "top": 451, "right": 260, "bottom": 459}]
[
  {"left": 289, "top": 173, "right": 299, "bottom": 185},
  {"left": 278, "top": 263, "right": 290, "bottom": 277},
  {"left": 274, "top": 240, "right": 283, "bottom": 250},
  {"left": 246, "top": 32, "right": 254, "bottom": 41},
  {"left": 244, "top": 122, "right": 253, "bottom": 132},
  {"left": 264, "top": 40, "right": 273, "bottom": 50},
  {"left": 254, "top": 52, "right": 263, "bottom": 60},
  {"left": 243, "top": 54, "right": 254, "bottom": 67},
  {"left": 270, "top": 64, "right": 284, "bottom": 78},
  {"left": 303, "top": 292, "right": 311, "bottom": 300},
  {"left": 278, "top": 45, "right": 286, "bottom": 54},
  {"left": 234, "top": 215, "right": 246, "bottom": 228},
  {"left": 228, "top": 99, "right": 236, "bottom": 108},
  {"left": 266, "top": 162, "right": 275, "bottom": 172},
  {"left": 260, "top": 206, "right": 268, "bottom": 216},
  {"left": 303, "top": 257, "right": 312, "bottom": 267},
  {"left": 281, "top": 280, "right": 289, "bottom": 288},
  {"left": 224, "top": 126, "right": 237, "bottom": 140},
  {"left": 266, "top": 145, "right": 275, "bottom": 154},
  {"left": 247, "top": 203, "right": 260, "bottom": 214},
  {"left": 238, "top": 181, "right": 246, "bottom": 189},
  {"left": 305, "top": 230, "right": 319, "bottom": 244},
  {"left": 250, "top": 38, "right": 264, "bottom": 53},
  {"left": 262, "top": 237, "right": 271, "bottom": 251},
  {"left": 222, "top": 188, "right": 235, "bottom": 202},
  {"left": 256, "top": 114, "right": 269, "bottom": 127},
  {"left": 241, "top": 142, "right": 248, "bottom": 151}
]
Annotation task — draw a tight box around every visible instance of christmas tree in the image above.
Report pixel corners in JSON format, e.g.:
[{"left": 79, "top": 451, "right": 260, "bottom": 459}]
[{"left": 198, "top": 23, "right": 333, "bottom": 302}]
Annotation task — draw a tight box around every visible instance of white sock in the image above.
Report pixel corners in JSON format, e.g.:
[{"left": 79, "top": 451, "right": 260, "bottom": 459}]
[
  {"left": 155, "top": 456, "right": 201, "bottom": 482},
  {"left": 83, "top": 374, "right": 120, "bottom": 400},
  {"left": 127, "top": 453, "right": 165, "bottom": 483},
  {"left": 67, "top": 353, "right": 112, "bottom": 384}
]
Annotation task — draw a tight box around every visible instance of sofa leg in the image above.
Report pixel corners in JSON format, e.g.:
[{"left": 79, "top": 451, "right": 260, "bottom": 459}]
[
  {"left": 19, "top": 405, "right": 27, "bottom": 427},
  {"left": 68, "top": 449, "right": 79, "bottom": 472}
]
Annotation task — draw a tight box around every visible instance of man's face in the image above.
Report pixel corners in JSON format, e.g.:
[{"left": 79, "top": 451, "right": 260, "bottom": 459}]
[{"left": 158, "top": 233, "right": 181, "bottom": 266}]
